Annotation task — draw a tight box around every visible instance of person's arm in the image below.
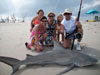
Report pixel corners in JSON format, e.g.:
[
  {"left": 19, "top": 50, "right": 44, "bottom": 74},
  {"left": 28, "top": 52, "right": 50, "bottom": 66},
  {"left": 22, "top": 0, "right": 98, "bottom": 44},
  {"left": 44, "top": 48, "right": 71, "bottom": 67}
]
[
  {"left": 75, "top": 17, "right": 82, "bottom": 28},
  {"left": 53, "top": 27, "right": 56, "bottom": 40},
  {"left": 30, "top": 16, "right": 37, "bottom": 32},
  {"left": 75, "top": 17, "right": 83, "bottom": 30},
  {"left": 31, "top": 17, "right": 37, "bottom": 25},
  {"left": 76, "top": 21, "right": 82, "bottom": 29},
  {"left": 75, "top": 21, "right": 83, "bottom": 35},
  {"left": 60, "top": 24, "right": 65, "bottom": 33},
  {"left": 61, "top": 19, "right": 66, "bottom": 34},
  {"left": 34, "top": 24, "right": 40, "bottom": 46}
]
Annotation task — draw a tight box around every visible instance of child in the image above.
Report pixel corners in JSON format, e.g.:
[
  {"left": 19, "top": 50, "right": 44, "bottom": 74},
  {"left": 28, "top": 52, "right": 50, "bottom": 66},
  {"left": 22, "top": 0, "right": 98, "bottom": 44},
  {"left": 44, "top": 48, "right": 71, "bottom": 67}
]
[{"left": 56, "top": 14, "right": 64, "bottom": 43}]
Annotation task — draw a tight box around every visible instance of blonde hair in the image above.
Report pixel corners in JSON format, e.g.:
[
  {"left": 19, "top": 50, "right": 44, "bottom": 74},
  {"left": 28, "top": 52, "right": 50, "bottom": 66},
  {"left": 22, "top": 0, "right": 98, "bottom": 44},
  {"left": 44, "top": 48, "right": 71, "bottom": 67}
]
[
  {"left": 57, "top": 13, "right": 63, "bottom": 18},
  {"left": 57, "top": 13, "right": 63, "bottom": 21}
]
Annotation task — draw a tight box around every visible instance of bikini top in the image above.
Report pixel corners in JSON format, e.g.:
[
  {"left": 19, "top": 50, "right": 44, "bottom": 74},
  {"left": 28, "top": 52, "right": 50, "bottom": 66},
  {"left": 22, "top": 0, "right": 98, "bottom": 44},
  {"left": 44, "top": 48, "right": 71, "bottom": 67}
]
[
  {"left": 31, "top": 24, "right": 42, "bottom": 37},
  {"left": 34, "top": 18, "right": 40, "bottom": 24}
]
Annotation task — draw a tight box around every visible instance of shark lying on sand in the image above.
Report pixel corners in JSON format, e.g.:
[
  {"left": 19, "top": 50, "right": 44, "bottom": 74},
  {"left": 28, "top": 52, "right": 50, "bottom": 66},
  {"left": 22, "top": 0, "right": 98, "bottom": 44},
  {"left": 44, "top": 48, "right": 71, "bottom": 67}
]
[{"left": 0, "top": 41, "right": 98, "bottom": 75}]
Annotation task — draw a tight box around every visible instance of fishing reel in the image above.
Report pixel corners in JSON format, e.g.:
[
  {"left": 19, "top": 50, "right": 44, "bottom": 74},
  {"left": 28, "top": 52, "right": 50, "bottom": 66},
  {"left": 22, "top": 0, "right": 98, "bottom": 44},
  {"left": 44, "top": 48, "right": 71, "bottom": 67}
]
[{"left": 74, "top": 32, "right": 82, "bottom": 39}]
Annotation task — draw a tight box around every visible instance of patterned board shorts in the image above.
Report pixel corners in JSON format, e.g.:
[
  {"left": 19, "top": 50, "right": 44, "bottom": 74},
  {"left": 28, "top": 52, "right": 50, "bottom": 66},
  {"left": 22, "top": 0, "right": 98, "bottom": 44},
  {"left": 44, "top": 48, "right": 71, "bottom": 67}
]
[{"left": 30, "top": 36, "right": 43, "bottom": 46}]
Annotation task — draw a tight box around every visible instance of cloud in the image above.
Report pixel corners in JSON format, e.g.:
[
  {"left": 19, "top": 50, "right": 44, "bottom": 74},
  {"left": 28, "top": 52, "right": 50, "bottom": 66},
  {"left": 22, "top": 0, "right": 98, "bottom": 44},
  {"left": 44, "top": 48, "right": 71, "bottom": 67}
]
[
  {"left": 0, "top": 0, "right": 13, "bottom": 14},
  {"left": 0, "top": 0, "right": 100, "bottom": 20},
  {"left": 82, "top": 0, "right": 100, "bottom": 10}
]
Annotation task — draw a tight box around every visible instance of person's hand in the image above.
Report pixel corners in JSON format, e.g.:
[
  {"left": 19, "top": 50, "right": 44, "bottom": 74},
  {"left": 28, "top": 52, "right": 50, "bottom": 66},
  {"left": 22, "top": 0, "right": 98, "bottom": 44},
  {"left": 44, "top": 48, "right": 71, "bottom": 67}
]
[
  {"left": 57, "top": 26, "right": 60, "bottom": 30},
  {"left": 52, "top": 37, "right": 56, "bottom": 41},
  {"left": 60, "top": 30, "right": 64, "bottom": 33},
  {"left": 36, "top": 45, "right": 40, "bottom": 50},
  {"left": 36, "top": 44, "right": 42, "bottom": 52},
  {"left": 76, "top": 21, "right": 80, "bottom": 25},
  {"left": 76, "top": 21, "right": 82, "bottom": 29}
]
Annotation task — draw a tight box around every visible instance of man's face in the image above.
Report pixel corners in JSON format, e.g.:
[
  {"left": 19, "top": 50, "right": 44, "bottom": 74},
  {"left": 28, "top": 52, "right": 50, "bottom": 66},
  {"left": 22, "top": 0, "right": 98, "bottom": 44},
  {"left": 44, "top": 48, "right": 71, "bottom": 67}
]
[{"left": 64, "top": 13, "right": 72, "bottom": 20}]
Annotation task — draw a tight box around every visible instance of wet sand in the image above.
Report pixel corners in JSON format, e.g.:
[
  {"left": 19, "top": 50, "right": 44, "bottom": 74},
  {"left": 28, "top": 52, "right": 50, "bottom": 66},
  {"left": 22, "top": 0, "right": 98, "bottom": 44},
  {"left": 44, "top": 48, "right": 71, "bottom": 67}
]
[{"left": 0, "top": 21, "right": 100, "bottom": 75}]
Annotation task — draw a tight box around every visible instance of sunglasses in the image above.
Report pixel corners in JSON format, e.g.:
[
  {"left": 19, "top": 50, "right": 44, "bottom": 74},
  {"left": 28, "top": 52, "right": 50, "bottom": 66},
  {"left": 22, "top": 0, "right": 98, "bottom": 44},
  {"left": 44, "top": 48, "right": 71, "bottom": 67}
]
[
  {"left": 64, "top": 13, "right": 71, "bottom": 15},
  {"left": 42, "top": 20, "right": 47, "bottom": 22},
  {"left": 48, "top": 16, "right": 54, "bottom": 17}
]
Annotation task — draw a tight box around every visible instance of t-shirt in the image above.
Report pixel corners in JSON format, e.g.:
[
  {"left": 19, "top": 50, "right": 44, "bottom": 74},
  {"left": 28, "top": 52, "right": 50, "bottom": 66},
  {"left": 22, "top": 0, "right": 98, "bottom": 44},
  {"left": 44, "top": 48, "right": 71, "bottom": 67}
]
[{"left": 61, "top": 16, "right": 76, "bottom": 34}]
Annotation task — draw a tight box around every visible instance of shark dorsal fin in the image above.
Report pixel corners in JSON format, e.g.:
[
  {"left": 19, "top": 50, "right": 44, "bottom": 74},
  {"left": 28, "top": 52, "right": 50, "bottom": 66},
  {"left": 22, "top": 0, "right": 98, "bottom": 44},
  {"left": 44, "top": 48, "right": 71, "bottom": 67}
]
[
  {"left": 26, "top": 54, "right": 34, "bottom": 60},
  {"left": 53, "top": 40, "right": 66, "bottom": 51}
]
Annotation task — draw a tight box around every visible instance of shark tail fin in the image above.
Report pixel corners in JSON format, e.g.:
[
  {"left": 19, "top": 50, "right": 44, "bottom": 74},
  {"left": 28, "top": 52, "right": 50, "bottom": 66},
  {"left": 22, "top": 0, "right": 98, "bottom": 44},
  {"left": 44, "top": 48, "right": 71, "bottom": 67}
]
[{"left": 0, "top": 56, "right": 20, "bottom": 74}]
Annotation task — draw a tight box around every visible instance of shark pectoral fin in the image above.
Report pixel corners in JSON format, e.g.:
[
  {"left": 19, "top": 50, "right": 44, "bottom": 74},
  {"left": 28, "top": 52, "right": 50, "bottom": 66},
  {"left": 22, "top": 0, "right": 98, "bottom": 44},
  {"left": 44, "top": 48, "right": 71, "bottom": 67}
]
[
  {"left": 0, "top": 56, "right": 20, "bottom": 74},
  {"left": 26, "top": 54, "right": 34, "bottom": 60},
  {"left": 11, "top": 65, "right": 19, "bottom": 75},
  {"left": 57, "top": 64, "right": 75, "bottom": 75}
]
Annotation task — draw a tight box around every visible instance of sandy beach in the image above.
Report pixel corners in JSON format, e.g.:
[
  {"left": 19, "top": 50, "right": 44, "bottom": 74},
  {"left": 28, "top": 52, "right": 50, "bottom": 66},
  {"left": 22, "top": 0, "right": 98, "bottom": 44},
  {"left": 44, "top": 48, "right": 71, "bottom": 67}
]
[{"left": 0, "top": 21, "right": 100, "bottom": 75}]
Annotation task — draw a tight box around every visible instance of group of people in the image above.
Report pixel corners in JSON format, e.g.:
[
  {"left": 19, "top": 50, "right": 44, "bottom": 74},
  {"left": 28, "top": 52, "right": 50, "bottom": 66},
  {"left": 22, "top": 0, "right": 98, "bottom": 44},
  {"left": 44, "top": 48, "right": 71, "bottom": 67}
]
[{"left": 25, "top": 9, "right": 83, "bottom": 52}]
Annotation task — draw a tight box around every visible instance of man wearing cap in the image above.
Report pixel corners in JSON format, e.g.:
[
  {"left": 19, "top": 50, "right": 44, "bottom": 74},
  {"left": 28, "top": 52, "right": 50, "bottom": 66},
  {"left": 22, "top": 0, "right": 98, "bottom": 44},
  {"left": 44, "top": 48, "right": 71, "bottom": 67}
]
[{"left": 61, "top": 9, "right": 83, "bottom": 50}]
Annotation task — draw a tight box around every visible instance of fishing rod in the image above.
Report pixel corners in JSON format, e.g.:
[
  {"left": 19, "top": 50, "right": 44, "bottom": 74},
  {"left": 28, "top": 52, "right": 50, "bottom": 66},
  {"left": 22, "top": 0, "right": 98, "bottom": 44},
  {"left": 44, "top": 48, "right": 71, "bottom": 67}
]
[
  {"left": 71, "top": 0, "right": 83, "bottom": 50},
  {"left": 77, "top": 0, "right": 83, "bottom": 21}
]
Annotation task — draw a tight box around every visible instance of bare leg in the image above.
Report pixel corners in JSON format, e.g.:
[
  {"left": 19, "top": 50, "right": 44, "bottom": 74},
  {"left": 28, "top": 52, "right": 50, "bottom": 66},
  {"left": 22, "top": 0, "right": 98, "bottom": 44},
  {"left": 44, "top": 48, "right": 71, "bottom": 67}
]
[
  {"left": 62, "top": 39, "right": 71, "bottom": 48},
  {"left": 58, "top": 32, "right": 60, "bottom": 42},
  {"left": 77, "top": 28, "right": 83, "bottom": 42},
  {"left": 61, "top": 33, "right": 64, "bottom": 43},
  {"left": 42, "top": 33, "right": 48, "bottom": 45},
  {"left": 60, "top": 25, "right": 64, "bottom": 44},
  {"left": 76, "top": 28, "right": 83, "bottom": 50}
]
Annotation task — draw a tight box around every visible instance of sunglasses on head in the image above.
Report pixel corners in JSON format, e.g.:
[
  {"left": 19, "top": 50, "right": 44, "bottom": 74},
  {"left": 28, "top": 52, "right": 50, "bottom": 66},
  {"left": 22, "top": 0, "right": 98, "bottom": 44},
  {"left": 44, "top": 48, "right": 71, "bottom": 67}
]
[
  {"left": 64, "top": 13, "right": 71, "bottom": 15},
  {"left": 48, "top": 15, "right": 54, "bottom": 17}
]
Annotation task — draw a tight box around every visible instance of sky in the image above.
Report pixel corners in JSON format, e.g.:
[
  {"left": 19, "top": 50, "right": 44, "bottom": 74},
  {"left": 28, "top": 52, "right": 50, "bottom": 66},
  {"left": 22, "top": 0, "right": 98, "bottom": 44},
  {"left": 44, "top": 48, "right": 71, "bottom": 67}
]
[{"left": 0, "top": 0, "right": 100, "bottom": 21}]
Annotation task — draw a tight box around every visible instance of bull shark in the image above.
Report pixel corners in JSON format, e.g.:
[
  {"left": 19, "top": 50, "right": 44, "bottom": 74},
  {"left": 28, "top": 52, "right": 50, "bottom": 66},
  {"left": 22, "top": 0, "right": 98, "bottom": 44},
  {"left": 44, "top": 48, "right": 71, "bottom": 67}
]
[{"left": 0, "top": 41, "right": 98, "bottom": 75}]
